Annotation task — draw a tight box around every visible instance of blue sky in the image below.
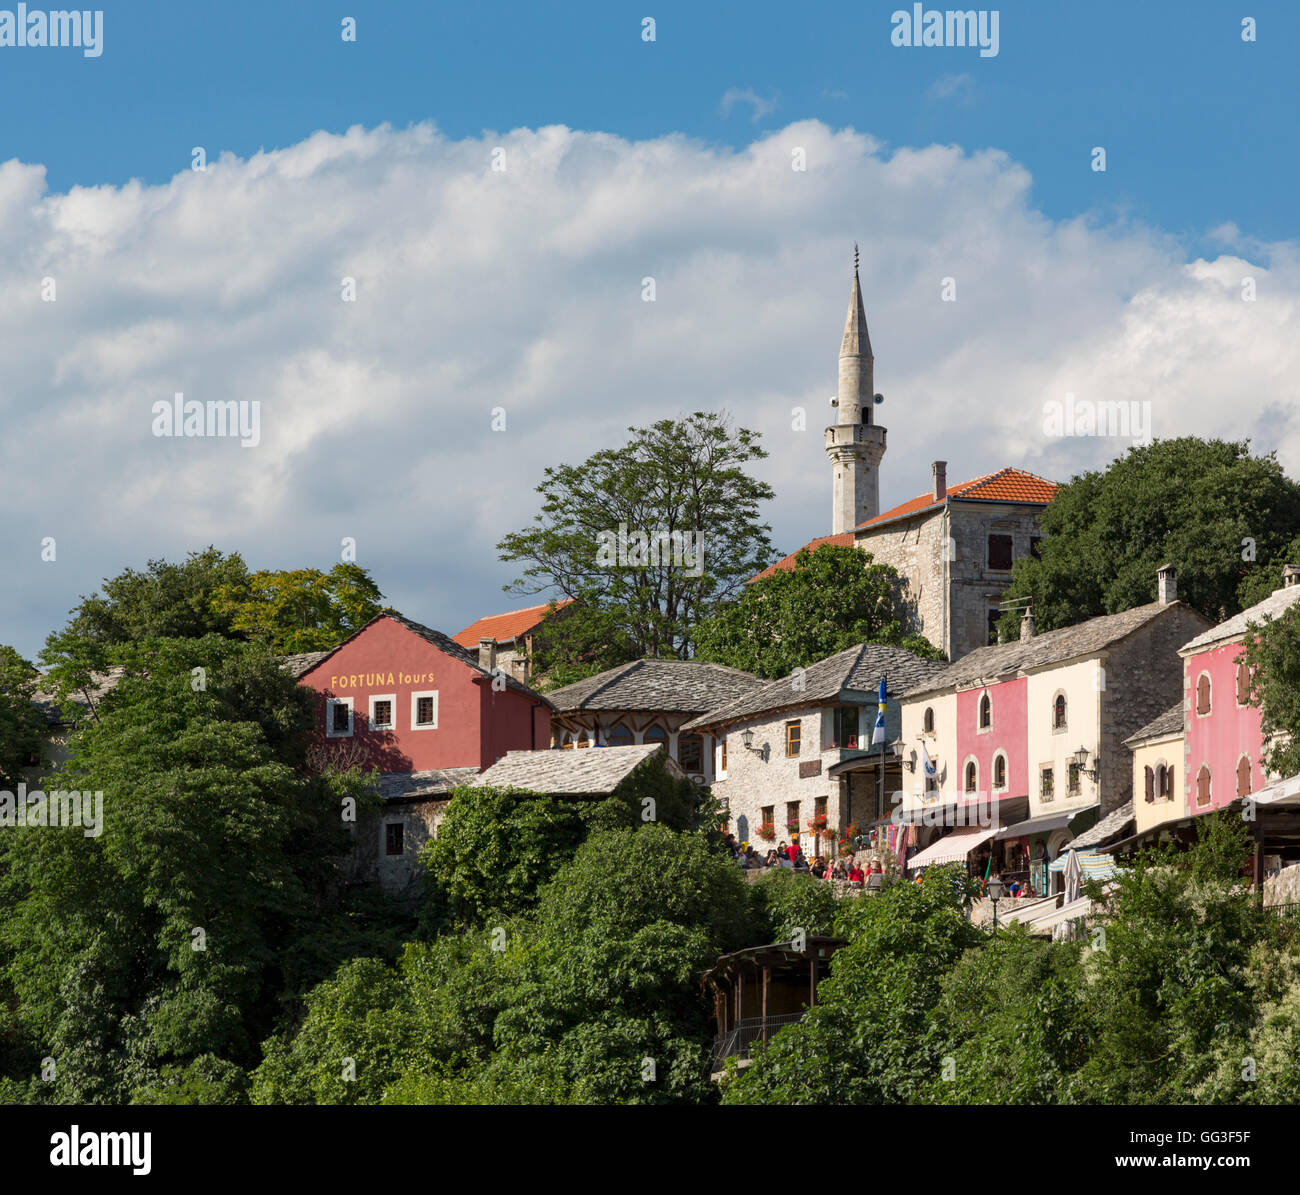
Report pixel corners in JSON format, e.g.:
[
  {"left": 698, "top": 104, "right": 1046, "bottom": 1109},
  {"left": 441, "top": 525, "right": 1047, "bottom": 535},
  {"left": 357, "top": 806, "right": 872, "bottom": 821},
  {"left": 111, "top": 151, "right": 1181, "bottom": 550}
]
[
  {"left": 6, "top": 1, "right": 1296, "bottom": 247},
  {"left": 3, "top": 1, "right": 1299, "bottom": 660}
]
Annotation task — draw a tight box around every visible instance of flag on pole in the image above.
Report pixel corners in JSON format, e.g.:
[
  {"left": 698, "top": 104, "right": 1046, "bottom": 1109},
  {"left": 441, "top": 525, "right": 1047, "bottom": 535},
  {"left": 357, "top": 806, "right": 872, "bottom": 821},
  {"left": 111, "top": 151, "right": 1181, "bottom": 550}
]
[
  {"left": 921, "top": 743, "right": 937, "bottom": 778},
  {"left": 871, "top": 677, "right": 887, "bottom": 746}
]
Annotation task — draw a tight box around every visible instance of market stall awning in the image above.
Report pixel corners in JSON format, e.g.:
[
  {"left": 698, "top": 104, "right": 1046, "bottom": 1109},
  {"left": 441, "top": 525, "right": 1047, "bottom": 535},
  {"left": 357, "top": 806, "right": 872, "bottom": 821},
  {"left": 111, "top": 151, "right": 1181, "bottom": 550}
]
[
  {"left": 1047, "top": 849, "right": 1119, "bottom": 881},
  {"left": 908, "top": 825, "right": 997, "bottom": 869},
  {"left": 995, "top": 803, "right": 1098, "bottom": 841}
]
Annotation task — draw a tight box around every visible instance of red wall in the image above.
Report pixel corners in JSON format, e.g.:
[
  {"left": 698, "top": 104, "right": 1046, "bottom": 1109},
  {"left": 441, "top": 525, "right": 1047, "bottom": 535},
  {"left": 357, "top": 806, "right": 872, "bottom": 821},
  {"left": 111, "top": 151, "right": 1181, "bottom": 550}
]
[
  {"left": 299, "top": 616, "right": 549, "bottom": 772},
  {"left": 956, "top": 676, "right": 1029, "bottom": 803},
  {"left": 1184, "top": 640, "right": 1267, "bottom": 814}
]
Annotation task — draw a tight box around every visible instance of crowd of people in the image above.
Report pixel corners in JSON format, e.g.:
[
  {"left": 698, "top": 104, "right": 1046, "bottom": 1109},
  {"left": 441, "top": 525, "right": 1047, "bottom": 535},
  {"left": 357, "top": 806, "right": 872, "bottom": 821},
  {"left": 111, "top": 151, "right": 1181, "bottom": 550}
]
[{"left": 724, "top": 835, "right": 886, "bottom": 887}]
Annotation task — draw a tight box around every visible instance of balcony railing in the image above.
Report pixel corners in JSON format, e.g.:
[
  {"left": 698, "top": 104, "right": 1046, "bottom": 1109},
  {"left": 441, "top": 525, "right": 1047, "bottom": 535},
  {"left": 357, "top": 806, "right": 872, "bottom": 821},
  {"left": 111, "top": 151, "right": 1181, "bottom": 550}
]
[{"left": 711, "top": 1013, "right": 806, "bottom": 1068}]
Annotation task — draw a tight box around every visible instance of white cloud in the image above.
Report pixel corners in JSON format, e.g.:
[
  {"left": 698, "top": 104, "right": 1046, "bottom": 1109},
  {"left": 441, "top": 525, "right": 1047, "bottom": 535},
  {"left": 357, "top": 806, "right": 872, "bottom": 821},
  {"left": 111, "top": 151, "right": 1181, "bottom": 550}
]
[
  {"left": 720, "top": 87, "right": 777, "bottom": 122},
  {"left": 3, "top": 120, "right": 1299, "bottom": 659}
]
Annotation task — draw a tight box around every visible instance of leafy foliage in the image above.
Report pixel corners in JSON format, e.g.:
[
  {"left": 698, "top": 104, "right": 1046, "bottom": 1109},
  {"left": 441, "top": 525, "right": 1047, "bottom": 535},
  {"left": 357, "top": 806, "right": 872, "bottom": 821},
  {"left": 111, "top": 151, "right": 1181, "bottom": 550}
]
[
  {"left": 497, "top": 412, "right": 776, "bottom": 674},
  {"left": 995, "top": 438, "right": 1300, "bottom": 640},
  {"left": 1241, "top": 603, "right": 1300, "bottom": 778},
  {"left": 0, "top": 646, "right": 48, "bottom": 788},
  {"left": 695, "top": 543, "right": 944, "bottom": 677}
]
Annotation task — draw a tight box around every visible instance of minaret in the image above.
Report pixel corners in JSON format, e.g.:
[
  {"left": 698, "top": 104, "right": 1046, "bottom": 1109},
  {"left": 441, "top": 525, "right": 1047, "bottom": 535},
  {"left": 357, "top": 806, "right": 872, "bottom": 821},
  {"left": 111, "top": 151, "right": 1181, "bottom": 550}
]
[{"left": 825, "top": 246, "right": 887, "bottom": 533}]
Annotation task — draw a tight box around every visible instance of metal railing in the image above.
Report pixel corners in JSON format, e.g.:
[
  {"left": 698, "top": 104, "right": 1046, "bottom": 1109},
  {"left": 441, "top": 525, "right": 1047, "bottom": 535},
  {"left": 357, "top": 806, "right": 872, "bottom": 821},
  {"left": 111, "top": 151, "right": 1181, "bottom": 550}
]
[{"left": 711, "top": 1013, "right": 806, "bottom": 1068}]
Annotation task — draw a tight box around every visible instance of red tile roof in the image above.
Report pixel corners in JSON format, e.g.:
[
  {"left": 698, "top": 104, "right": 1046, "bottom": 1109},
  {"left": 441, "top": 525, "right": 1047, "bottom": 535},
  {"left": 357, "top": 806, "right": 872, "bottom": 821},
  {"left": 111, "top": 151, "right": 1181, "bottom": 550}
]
[
  {"left": 451, "top": 599, "right": 572, "bottom": 648},
  {"left": 750, "top": 468, "right": 1058, "bottom": 582},
  {"left": 748, "top": 533, "right": 855, "bottom": 583}
]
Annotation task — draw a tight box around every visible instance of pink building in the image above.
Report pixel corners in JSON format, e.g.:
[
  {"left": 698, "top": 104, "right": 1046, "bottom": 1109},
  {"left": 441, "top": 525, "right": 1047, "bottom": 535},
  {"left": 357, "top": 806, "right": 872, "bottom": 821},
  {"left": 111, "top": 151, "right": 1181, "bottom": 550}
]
[
  {"left": 286, "top": 611, "right": 553, "bottom": 773},
  {"left": 955, "top": 676, "right": 1029, "bottom": 809},
  {"left": 1178, "top": 567, "right": 1300, "bottom": 815}
]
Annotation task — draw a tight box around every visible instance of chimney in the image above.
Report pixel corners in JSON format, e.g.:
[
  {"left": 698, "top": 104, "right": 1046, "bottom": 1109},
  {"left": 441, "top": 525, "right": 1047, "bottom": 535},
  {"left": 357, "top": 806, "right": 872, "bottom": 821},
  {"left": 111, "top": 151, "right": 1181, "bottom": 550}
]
[
  {"left": 478, "top": 637, "right": 497, "bottom": 672},
  {"left": 1020, "top": 606, "right": 1035, "bottom": 639},
  {"left": 1284, "top": 564, "right": 1300, "bottom": 589},
  {"left": 932, "top": 460, "right": 947, "bottom": 502},
  {"left": 1157, "top": 564, "right": 1177, "bottom": 605}
]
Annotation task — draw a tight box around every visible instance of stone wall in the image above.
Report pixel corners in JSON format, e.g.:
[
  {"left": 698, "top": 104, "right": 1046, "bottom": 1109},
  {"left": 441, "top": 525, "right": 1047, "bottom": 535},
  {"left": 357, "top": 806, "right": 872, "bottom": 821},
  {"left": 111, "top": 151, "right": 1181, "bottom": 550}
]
[
  {"left": 855, "top": 500, "right": 1048, "bottom": 662},
  {"left": 349, "top": 796, "right": 450, "bottom": 899},
  {"left": 1102, "top": 605, "right": 1211, "bottom": 816}
]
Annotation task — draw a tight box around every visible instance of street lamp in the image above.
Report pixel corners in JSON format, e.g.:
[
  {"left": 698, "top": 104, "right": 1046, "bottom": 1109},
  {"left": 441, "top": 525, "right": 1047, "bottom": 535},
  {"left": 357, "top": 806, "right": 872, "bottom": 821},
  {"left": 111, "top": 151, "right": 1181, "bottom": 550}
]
[
  {"left": 891, "top": 740, "right": 914, "bottom": 772},
  {"left": 741, "top": 727, "right": 762, "bottom": 756},
  {"left": 986, "top": 874, "right": 1006, "bottom": 929},
  {"left": 1073, "top": 745, "right": 1099, "bottom": 781}
]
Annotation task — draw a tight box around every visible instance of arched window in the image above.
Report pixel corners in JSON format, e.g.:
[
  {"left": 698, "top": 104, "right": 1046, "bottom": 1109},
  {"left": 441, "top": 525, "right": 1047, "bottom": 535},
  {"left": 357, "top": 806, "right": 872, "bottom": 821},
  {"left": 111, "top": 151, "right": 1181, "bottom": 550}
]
[
  {"left": 1144, "top": 765, "right": 1155, "bottom": 803},
  {"left": 1237, "top": 755, "right": 1252, "bottom": 798},
  {"left": 1196, "top": 764, "right": 1212, "bottom": 807},
  {"left": 923, "top": 707, "right": 934, "bottom": 734},
  {"left": 993, "top": 754, "right": 1007, "bottom": 790},
  {"left": 608, "top": 723, "right": 633, "bottom": 746},
  {"left": 1158, "top": 763, "right": 1173, "bottom": 801},
  {"left": 644, "top": 725, "right": 668, "bottom": 747},
  {"left": 978, "top": 693, "right": 991, "bottom": 730},
  {"left": 560, "top": 733, "right": 575, "bottom": 750},
  {"left": 1236, "top": 661, "right": 1251, "bottom": 706},
  {"left": 1052, "top": 693, "right": 1067, "bottom": 730},
  {"left": 964, "top": 761, "right": 978, "bottom": 793},
  {"left": 1196, "top": 673, "right": 1212, "bottom": 716},
  {"left": 576, "top": 731, "right": 591, "bottom": 749}
]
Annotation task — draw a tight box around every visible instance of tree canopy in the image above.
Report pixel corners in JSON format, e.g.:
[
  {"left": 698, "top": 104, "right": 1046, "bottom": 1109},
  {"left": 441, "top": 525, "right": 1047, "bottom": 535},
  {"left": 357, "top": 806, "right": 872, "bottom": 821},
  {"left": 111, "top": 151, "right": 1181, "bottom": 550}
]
[
  {"left": 995, "top": 437, "right": 1300, "bottom": 640},
  {"left": 497, "top": 412, "right": 776, "bottom": 680},
  {"left": 694, "top": 543, "right": 944, "bottom": 677}
]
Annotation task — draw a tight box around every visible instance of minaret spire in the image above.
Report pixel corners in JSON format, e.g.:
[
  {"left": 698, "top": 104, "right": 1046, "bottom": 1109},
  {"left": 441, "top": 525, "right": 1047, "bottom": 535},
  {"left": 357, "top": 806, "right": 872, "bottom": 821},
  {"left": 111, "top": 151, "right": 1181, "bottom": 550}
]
[{"left": 825, "top": 248, "right": 887, "bottom": 534}]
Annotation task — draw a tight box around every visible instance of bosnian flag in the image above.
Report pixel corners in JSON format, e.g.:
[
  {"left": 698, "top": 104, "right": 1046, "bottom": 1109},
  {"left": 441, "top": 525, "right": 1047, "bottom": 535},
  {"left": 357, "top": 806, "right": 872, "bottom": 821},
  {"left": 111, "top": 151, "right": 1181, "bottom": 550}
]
[
  {"left": 921, "top": 743, "right": 937, "bottom": 777},
  {"left": 871, "top": 677, "right": 887, "bottom": 746}
]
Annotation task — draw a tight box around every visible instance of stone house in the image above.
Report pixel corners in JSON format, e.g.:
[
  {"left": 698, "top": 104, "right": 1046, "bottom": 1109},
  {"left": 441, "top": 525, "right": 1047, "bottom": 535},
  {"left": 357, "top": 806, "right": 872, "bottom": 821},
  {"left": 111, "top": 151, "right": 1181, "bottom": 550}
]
[
  {"left": 358, "top": 744, "right": 684, "bottom": 897},
  {"left": 451, "top": 598, "right": 572, "bottom": 684},
  {"left": 545, "top": 658, "right": 763, "bottom": 786},
  {"left": 755, "top": 255, "right": 1057, "bottom": 663},
  {"left": 898, "top": 567, "right": 1210, "bottom": 889},
  {"left": 681, "top": 642, "right": 946, "bottom": 858}
]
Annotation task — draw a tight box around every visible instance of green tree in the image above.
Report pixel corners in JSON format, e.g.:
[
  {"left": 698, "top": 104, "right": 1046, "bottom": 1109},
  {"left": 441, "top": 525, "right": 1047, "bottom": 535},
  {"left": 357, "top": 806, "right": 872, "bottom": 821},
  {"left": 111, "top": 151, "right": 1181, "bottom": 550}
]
[
  {"left": 694, "top": 543, "right": 944, "bottom": 677},
  {"left": 1241, "top": 602, "right": 1300, "bottom": 778},
  {"left": 995, "top": 438, "right": 1300, "bottom": 640},
  {"left": 0, "top": 636, "right": 392, "bottom": 1104},
  {"left": 0, "top": 646, "right": 49, "bottom": 787},
  {"left": 212, "top": 563, "right": 385, "bottom": 653},
  {"left": 497, "top": 412, "right": 776, "bottom": 675},
  {"left": 723, "top": 868, "right": 982, "bottom": 1104}
]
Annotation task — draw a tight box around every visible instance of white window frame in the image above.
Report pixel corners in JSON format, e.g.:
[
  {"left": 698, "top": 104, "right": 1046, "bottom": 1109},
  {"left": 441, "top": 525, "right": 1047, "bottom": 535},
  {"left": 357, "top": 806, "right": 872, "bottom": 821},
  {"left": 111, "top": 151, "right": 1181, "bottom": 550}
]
[
  {"left": 326, "top": 696, "right": 354, "bottom": 738},
  {"left": 369, "top": 692, "right": 397, "bottom": 732},
  {"left": 410, "top": 689, "right": 439, "bottom": 731}
]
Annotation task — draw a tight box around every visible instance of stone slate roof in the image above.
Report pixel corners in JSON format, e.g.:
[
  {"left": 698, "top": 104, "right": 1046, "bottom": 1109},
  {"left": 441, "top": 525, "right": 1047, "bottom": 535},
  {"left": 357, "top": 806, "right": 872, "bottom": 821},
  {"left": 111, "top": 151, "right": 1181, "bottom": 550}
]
[
  {"left": 903, "top": 601, "right": 1203, "bottom": 698},
  {"left": 1180, "top": 582, "right": 1300, "bottom": 654},
  {"left": 1069, "top": 800, "right": 1134, "bottom": 850},
  {"left": 470, "top": 743, "right": 680, "bottom": 796},
  {"left": 1124, "top": 702, "right": 1184, "bottom": 747},
  {"left": 31, "top": 668, "right": 124, "bottom": 726},
  {"left": 285, "top": 611, "right": 553, "bottom": 706},
  {"left": 681, "top": 642, "right": 948, "bottom": 732},
  {"left": 545, "top": 658, "right": 762, "bottom": 714},
  {"left": 377, "top": 768, "right": 481, "bottom": 802},
  {"left": 281, "top": 650, "right": 333, "bottom": 679}
]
